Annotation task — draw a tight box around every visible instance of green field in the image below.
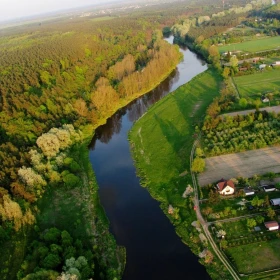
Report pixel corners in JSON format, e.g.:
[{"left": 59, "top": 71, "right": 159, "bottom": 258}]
[
  {"left": 226, "top": 239, "right": 280, "bottom": 274},
  {"left": 218, "top": 36, "right": 280, "bottom": 53},
  {"left": 233, "top": 68, "right": 280, "bottom": 98}
]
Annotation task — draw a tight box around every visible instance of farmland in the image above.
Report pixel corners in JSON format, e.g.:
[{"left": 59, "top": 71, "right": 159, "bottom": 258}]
[
  {"left": 198, "top": 146, "right": 280, "bottom": 186},
  {"left": 218, "top": 36, "right": 280, "bottom": 53},
  {"left": 233, "top": 68, "right": 280, "bottom": 99}
]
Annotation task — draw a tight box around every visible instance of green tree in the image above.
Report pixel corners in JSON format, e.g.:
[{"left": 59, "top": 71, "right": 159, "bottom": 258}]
[
  {"left": 239, "top": 98, "right": 248, "bottom": 108},
  {"left": 255, "top": 215, "right": 264, "bottom": 224},
  {"left": 208, "top": 190, "right": 220, "bottom": 204},
  {"left": 267, "top": 207, "right": 276, "bottom": 219},
  {"left": 191, "top": 157, "right": 205, "bottom": 173},
  {"left": 247, "top": 218, "right": 257, "bottom": 229},
  {"left": 222, "top": 67, "right": 230, "bottom": 79}
]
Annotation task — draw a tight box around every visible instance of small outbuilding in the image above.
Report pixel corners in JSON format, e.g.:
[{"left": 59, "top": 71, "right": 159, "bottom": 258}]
[
  {"left": 216, "top": 179, "right": 235, "bottom": 195},
  {"left": 259, "top": 64, "right": 266, "bottom": 70},
  {"left": 264, "top": 221, "right": 279, "bottom": 231},
  {"left": 168, "top": 205, "right": 174, "bottom": 214},
  {"left": 244, "top": 187, "right": 255, "bottom": 196},
  {"left": 263, "top": 185, "right": 275, "bottom": 192},
  {"left": 270, "top": 198, "right": 280, "bottom": 206}
]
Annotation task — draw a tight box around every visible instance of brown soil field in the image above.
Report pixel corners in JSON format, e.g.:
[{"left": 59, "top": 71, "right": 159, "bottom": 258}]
[{"left": 198, "top": 146, "right": 280, "bottom": 186}]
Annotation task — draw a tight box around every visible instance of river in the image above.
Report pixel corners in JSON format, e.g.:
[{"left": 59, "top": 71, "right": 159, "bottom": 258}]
[{"left": 89, "top": 36, "right": 210, "bottom": 280}]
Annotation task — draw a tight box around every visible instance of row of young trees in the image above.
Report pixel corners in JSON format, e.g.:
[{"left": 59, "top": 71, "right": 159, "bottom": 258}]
[{"left": 202, "top": 111, "right": 280, "bottom": 156}]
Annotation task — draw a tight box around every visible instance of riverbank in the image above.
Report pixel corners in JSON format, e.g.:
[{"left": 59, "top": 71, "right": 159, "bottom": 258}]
[{"left": 128, "top": 68, "right": 235, "bottom": 279}]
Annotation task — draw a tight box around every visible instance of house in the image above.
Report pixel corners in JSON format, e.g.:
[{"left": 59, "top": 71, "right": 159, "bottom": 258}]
[
  {"left": 270, "top": 198, "right": 280, "bottom": 206},
  {"left": 264, "top": 221, "right": 279, "bottom": 231},
  {"left": 263, "top": 185, "right": 275, "bottom": 192},
  {"left": 244, "top": 187, "right": 255, "bottom": 196},
  {"left": 271, "top": 61, "right": 280, "bottom": 67},
  {"left": 261, "top": 95, "right": 269, "bottom": 103},
  {"left": 216, "top": 179, "right": 235, "bottom": 195}
]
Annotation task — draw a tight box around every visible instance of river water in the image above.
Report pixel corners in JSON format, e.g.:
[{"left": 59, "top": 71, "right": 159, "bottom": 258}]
[{"left": 89, "top": 37, "right": 210, "bottom": 280}]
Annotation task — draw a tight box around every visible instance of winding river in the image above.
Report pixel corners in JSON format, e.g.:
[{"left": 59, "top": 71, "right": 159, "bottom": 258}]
[{"left": 89, "top": 37, "right": 210, "bottom": 280}]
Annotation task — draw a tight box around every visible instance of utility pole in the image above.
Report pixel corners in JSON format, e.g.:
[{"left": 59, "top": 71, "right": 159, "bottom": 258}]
[{"left": 223, "top": 0, "right": 225, "bottom": 10}]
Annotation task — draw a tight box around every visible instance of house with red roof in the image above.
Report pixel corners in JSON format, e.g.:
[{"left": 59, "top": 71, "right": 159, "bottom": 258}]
[
  {"left": 216, "top": 179, "right": 235, "bottom": 195},
  {"left": 264, "top": 221, "right": 279, "bottom": 231}
]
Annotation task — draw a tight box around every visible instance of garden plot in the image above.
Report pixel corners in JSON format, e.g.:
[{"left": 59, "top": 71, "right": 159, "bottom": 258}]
[{"left": 198, "top": 146, "right": 280, "bottom": 186}]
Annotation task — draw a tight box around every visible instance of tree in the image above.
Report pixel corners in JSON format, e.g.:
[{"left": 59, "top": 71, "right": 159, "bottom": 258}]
[
  {"left": 195, "top": 147, "right": 204, "bottom": 157},
  {"left": 222, "top": 67, "right": 230, "bottom": 79},
  {"left": 191, "top": 157, "right": 205, "bottom": 173},
  {"left": 208, "top": 190, "right": 220, "bottom": 204},
  {"left": 217, "top": 229, "right": 226, "bottom": 238},
  {"left": 247, "top": 218, "right": 257, "bottom": 229},
  {"left": 255, "top": 215, "right": 264, "bottom": 224},
  {"left": 239, "top": 98, "right": 248, "bottom": 108},
  {"left": 267, "top": 207, "right": 276, "bottom": 219},
  {"left": 229, "top": 56, "right": 239, "bottom": 71},
  {"left": 202, "top": 206, "right": 213, "bottom": 216},
  {"left": 42, "top": 253, "right": 61, "bottom": 269},
  {"left": 220, "top": 239, "right": 228, "bottom": 250}
]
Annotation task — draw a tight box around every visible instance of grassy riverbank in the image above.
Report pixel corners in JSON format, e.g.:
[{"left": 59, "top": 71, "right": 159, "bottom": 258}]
[{"left": 129, "top": 68, "right": 234, "bottom": 279}]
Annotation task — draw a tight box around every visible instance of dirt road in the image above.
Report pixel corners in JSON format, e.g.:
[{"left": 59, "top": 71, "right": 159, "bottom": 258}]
[
  {"left": 199, "top": 146, "right": 280, "bottom": 186},
  {"left": 222, "top": 105, "right": 280, "bottom": 118}
]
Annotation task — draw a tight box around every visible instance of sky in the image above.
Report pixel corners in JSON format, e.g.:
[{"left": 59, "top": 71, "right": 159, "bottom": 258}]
[{"left": 0, "top": 0, "right": 121, "bottom": 22}]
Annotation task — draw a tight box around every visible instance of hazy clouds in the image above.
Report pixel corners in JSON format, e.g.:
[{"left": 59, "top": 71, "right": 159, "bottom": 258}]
[{"left": 0, "top": 0, "right": 119, "bottom": 22}]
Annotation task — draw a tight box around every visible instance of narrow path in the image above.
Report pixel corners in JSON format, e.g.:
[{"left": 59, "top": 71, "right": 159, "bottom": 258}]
[
  {"left": 229, "top": 77, "right": 240, "bottom": 99},
  {"left": 207, "top": 213, "right": 263, "bottom": 226},
  {"left": 190, "top": 138, "right": 241, "bottom": 280}
]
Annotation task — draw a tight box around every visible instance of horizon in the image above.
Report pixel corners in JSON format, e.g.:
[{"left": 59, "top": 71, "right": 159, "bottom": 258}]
[{"left": 0, "top": 0, "right": 123, "bottom": 23}]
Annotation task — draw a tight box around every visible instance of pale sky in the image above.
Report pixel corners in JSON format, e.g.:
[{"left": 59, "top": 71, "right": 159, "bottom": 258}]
[{"left": 0, "top": 0, "right": 120, "bottom": 22}]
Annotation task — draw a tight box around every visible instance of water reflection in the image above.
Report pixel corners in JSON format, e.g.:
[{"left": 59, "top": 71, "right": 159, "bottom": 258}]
[{"left": 90, "top": 44, "right": 206, "bottom": 147}]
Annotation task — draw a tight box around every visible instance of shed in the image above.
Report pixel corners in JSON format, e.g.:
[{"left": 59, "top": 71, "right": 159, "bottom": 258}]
[
  {"left": 244, "top": 187, "right": 255, "bottom": 196},
  {"left": 270, "top": 198, "right": 280, "bottom": 206},
  {"left": 264, "top": 221, "right": 279, "bottom": 231},
  {"left": 168, "top": 205, "right": 174, "bottom": 214},
  {"left": 263, "top": 185, "right": 275, "bottom": 192}
]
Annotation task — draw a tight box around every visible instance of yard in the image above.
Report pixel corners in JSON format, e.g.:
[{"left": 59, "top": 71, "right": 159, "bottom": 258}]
[
  {"left": 218, "top": 36, "right": 280, "bottom": 53},
  {"left": 226, "top": 239, "right": 280, "bottom": 274},
  {"left": 233, "top": 68, "right": 280, "bottom": 99},
  {"left": 198, "top": 146, "right": 280, "bottom": 186}
]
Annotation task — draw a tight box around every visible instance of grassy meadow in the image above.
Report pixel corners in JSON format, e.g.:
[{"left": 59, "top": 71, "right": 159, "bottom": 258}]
[
  {"left": 129, "top": 69, "right": 221, "bottom": 199},
  {"left": 218, "top": 36, "right": 280, "bottom": 53},
  {"left": 233, "top": 68, "right": 280, "bottom": 99},
  {"left": 226, "top": 239, "right": 280, "bottom": 274}
]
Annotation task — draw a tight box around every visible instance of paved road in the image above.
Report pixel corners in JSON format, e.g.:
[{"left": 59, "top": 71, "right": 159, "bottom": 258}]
[{"left": 190, "top": 139, "right": 240, "bottom": 280}]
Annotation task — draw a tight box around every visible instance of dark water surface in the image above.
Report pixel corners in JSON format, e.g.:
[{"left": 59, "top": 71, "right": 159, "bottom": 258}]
[{"left": 89, "top": 37, "right": 210, "bottom": 280}]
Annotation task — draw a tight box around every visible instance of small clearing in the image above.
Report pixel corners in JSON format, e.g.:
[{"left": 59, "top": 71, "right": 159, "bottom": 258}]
[{"left": 198, "top": 146, "right": 280, "bottom": 186}]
